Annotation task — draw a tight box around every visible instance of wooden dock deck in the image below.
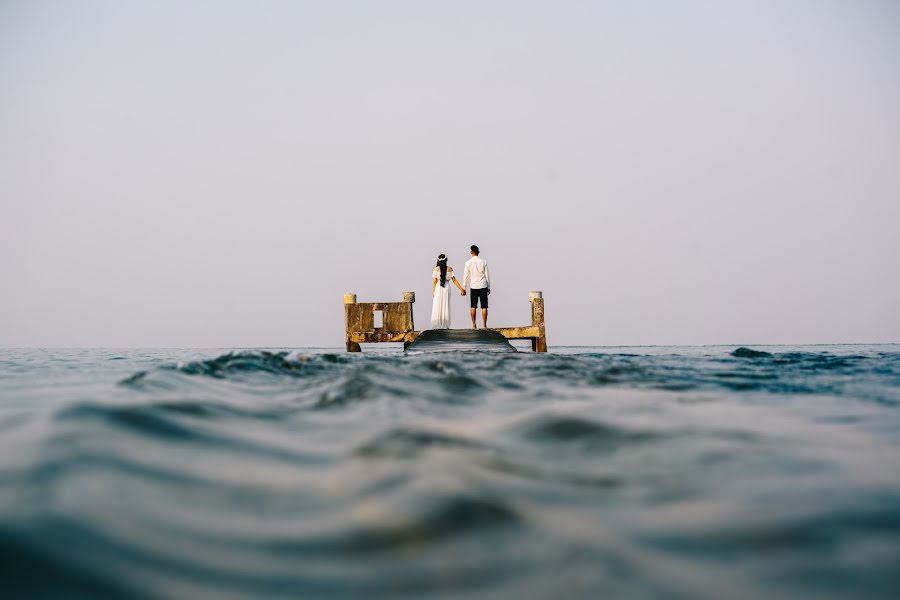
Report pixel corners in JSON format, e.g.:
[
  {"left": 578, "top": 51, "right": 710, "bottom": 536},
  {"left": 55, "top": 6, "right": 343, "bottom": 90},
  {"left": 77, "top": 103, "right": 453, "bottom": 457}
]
[{"left": 405, "top": 329, "right": 517, "bottom": 354}]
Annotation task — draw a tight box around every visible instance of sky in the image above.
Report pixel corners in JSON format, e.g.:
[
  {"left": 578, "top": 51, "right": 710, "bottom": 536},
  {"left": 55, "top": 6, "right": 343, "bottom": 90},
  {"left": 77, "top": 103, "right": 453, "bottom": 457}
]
[{"left": 1, "top": 0, "right": 898, "bottom": 347}]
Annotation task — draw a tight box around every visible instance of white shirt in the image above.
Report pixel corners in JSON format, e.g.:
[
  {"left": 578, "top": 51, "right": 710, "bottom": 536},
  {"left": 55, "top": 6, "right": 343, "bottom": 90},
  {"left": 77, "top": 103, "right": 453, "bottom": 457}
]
[{"left": 463, "top": 256, "right": 490, "bottom": 290}]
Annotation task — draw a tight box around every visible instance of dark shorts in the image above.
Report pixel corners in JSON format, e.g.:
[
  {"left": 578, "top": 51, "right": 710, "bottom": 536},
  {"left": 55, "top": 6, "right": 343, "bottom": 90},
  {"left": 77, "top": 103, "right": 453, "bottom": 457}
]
[{"left": 470, "top": 288, "right": 489, "bottom": 309}]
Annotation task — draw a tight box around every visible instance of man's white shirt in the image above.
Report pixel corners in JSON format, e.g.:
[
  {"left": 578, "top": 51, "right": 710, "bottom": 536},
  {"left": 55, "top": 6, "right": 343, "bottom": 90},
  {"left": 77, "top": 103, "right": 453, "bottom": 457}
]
[{"left": 463, "top": 256, "right": 490, "bottom": 290}]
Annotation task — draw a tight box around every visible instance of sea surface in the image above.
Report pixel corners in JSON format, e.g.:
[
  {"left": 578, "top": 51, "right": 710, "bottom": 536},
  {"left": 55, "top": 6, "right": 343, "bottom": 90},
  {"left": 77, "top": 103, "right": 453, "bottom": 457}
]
[{"left": 1, "top": 345, "right": 899, "bottom": 599}]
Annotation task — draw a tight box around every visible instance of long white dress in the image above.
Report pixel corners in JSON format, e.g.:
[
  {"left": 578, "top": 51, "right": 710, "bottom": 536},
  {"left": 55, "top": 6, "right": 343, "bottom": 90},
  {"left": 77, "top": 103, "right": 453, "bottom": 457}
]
[{"left": 430, "top": 268, "right": 454, "bottom": 329}]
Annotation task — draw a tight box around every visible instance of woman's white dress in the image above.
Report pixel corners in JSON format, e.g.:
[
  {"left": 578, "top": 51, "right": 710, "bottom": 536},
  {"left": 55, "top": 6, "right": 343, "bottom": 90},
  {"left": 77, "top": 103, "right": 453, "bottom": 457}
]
[{"left": 430, "top": 268, "right": 454, "bottom": 329}]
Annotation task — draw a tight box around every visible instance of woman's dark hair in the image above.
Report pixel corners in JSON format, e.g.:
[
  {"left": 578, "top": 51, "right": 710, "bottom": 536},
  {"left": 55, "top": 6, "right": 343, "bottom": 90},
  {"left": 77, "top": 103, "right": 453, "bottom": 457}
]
[{"left": 436, "top": 254, "right": 448, "bottom": 287}]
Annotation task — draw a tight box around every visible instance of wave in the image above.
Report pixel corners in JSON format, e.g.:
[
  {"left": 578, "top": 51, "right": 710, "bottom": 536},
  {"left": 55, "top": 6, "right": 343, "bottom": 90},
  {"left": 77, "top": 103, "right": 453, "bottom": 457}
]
[
  {"left": 516, "top": 414, "right": 662, "bottom": 448},
  {"left": 121, "top": 351, "right": 349, "bottom": 385},
  {"left": 355, "top": 427, "right": 485, "bottom": 458}
]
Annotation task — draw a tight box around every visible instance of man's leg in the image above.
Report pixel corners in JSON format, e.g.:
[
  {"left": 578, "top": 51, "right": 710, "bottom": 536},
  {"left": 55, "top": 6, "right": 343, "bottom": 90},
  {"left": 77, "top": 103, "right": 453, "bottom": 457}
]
[
  {"left": 482, "top": 308, "right": 488, "bottom": 329},
  {"left": 470, "top": 307, "right": 477, "bottom": 329}
]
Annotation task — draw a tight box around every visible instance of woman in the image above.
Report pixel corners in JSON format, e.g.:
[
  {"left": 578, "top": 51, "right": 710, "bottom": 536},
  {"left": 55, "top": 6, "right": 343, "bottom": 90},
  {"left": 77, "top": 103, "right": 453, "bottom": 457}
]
[{"left": 431, "top": 253, "right": 466, "bottom": 329}]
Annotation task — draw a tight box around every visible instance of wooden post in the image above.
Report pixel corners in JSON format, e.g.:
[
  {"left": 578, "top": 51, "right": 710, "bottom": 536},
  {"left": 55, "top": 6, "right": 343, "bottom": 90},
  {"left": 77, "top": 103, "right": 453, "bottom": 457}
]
[
  {"left": 402, "top": 292, "right": 415, "bottom": 350},
  {"left": 344, "top": 293, "right": 361, "bottom": 352},
  {"left": 529, "top": 291, "right": 547, "bottom": 352}
]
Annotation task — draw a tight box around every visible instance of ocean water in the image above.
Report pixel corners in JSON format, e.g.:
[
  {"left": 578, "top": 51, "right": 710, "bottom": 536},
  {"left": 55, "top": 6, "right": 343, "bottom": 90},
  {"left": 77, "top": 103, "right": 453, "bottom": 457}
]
[{"left": 1, "top": 345, "right": 899, "bottom": 599}]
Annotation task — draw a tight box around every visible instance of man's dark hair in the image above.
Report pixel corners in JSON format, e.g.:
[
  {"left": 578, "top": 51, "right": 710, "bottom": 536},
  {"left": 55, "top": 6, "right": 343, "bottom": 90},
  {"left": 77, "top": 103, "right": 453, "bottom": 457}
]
[{"left": 470, "top": 245, "right": 479, "bottom": 255}]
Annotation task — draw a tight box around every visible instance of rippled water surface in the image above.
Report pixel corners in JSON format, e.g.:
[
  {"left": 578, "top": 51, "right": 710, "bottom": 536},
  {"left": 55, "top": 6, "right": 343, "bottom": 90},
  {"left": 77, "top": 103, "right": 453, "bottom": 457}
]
[{"left": 1, "top": 345, "right": 899, "bottom": 599}]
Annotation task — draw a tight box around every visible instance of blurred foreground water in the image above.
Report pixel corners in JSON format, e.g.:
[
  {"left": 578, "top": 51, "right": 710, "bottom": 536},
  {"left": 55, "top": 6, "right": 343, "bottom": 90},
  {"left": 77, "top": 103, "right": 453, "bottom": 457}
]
[{"left": 1, "top": 345, "right": 899, "bottom": 599}]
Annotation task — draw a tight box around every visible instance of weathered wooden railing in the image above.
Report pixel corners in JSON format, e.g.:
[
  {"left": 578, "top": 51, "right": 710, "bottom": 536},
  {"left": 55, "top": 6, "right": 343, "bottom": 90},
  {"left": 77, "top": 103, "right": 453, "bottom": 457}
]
[
  {"left": 343, "top": 291, "right": 547, "bottom": 352},
  {"left": 493, "top": 291, "right": 547, "bottom": 352}
]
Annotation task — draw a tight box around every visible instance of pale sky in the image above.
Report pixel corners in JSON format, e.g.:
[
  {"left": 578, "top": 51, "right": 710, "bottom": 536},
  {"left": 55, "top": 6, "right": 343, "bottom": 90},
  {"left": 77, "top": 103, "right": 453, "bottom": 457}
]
[{"left": 1, "top": 0, "right": 898, "bottom": 347}]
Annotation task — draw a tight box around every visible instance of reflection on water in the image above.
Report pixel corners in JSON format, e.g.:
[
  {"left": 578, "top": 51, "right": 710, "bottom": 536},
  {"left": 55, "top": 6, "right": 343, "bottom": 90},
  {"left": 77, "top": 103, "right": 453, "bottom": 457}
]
[{"left": 1, "top": 345, "right": 899, "bottom": 599}]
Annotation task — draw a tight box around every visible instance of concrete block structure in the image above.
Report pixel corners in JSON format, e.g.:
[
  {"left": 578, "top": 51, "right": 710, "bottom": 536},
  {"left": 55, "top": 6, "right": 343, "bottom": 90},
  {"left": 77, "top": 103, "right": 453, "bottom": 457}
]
[{"left": 343, "top": 291, "right": 547, "bottom": 352}]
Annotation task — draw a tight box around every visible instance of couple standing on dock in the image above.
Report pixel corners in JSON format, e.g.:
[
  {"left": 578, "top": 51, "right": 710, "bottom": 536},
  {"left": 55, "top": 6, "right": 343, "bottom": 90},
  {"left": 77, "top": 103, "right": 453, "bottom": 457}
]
[{"left": 431, "top": 245, "right": 490, "bottom": 330}]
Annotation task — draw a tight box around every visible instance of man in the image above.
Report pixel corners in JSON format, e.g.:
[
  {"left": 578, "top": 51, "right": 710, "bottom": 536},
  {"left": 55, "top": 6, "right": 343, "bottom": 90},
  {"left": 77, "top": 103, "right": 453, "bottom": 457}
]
[{"left": 462, "top": 244, "right": 491, "bottom": 329}]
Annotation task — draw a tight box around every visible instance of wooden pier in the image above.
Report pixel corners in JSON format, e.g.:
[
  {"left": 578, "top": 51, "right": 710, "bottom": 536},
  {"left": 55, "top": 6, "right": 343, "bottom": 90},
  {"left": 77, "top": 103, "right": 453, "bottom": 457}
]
[{"left": 343, "top": 291, "right": 547, "bottom": 352}]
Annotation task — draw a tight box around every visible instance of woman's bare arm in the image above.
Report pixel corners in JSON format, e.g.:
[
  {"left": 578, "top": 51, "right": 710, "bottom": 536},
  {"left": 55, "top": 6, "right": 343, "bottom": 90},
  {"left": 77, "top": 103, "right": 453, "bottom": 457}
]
[
  {"left": 432, "top": 277, "right": 437, "bottom": 296},
  {"left": 452, "top": 275, "right": 465, "bottom": 295}
]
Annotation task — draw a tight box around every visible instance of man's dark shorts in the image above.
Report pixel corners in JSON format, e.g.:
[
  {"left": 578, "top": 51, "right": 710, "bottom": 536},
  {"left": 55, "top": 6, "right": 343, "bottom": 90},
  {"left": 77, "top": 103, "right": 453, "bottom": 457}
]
[{"left": 470, "top": 288, "right": 489, "bottom": 309}]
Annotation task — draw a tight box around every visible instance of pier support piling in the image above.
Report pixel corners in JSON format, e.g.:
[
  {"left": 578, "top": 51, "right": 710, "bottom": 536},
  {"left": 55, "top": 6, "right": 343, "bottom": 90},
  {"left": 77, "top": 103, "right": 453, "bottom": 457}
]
[
  {"left": 343, "top": 294, "right": 361, "bottom": 352},
  {"left": 529, "top": 291, "right": 548, "bottom": 352}
]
